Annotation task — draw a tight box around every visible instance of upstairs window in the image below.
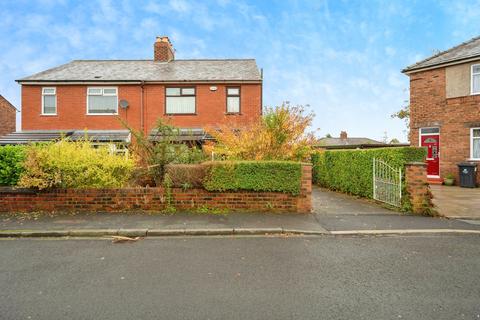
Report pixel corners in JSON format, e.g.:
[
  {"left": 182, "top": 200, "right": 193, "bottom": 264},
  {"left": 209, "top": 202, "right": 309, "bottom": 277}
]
[
  {"left": 42, "top": 87, "right": 56, "bottom": 115},
  {"left": 226, "top": 87, "right": 240, "bottom": 113},
  {"left": 165, "top": 87, "right": 196, "bottom": 114},
  {"left": 472, "top": 64, "right": 480, "bottom": 95},
  {"left": 87, "top": 87, "right": 118, "bottom": 115},
  {"left": 471, "top": 128, "right": 480, "bottom": 160}
]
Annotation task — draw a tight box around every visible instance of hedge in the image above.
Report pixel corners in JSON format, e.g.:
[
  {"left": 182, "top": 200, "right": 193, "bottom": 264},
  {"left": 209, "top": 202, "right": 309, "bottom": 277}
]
[
  {"left": 203, "top": 161, "right": 302, "bottom": 195},
  {"left": 0, "top": 145, "right": 26, "bottom": 186},
  {"left": 311, "top": 147, "right": 426, "bottom": 198}
]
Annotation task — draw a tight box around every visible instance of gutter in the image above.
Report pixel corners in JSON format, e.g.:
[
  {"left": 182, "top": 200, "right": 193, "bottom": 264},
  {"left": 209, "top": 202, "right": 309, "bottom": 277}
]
[{"left": 402, "top": 55, "right": 480, "bottom": 75}]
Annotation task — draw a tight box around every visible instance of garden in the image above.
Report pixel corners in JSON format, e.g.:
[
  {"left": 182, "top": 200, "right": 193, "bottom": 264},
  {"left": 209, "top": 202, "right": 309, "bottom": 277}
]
[{"left": 0, "top": 104, "right": 314, "bottom": 214}]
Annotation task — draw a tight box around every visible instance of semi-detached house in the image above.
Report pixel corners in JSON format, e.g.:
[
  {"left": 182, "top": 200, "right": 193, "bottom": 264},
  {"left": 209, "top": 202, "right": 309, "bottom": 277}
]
[
  {"left": 403, "top": 36, "right": 480, "bottom": 185},
  {"left": 0, "top": 36, "right": 262, "bottom": 145}
]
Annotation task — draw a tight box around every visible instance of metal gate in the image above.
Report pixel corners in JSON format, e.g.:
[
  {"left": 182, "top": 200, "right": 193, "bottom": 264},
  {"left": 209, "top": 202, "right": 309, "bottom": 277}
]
[{"left": 373, "top": 158, "right": 402, "bottom": 207}]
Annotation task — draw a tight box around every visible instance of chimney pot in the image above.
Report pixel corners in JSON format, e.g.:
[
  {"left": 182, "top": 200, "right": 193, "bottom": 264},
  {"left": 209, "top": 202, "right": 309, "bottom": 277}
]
[
  {"left": 340, "top": 131, "right": 347, "bottom": 140},
  {"left": 154, "top": 36, "right": 174, "bottom": 62}
]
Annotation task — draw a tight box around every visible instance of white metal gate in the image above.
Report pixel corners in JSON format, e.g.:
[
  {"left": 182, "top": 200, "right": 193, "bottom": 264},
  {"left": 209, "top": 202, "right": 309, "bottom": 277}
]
[{"left": 373, "top": 158, "right": 402, "bottom": 207}]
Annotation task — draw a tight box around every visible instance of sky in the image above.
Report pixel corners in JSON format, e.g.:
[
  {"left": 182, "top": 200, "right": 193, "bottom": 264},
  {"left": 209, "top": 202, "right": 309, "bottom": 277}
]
[{"left": 1, "top": 0, "right": 479, "bottom": 142}]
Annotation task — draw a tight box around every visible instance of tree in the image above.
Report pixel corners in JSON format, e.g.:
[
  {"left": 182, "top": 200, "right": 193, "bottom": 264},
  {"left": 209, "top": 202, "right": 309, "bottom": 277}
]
[
  {"left": 325, "top": 133, "right": 332, "bottom": 138},
  {"left": 390, "top": 138, "right": 400, "bottom": 144},
  {"left": 391, "top": 104, "right": 410, "bottom": 128},
  {"left": 204, "top": 103, "right": 316, "bottom": 161}
]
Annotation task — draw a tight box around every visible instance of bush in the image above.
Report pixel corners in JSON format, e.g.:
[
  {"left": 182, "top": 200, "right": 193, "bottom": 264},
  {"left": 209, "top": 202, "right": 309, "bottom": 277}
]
[
  {"left": 0, "top": 145, "right": 26, "bottom": 186},
  {"left": 165, "top": 164, "right": 206, "bottom": 188},
  {"left": 312, "top": 147, "right": 426, "bottom": 198},
  {"left": 203, "top": 161, "right": 302, "bottom": 195},
  {"left": 18, "top": 139, "right": 135, "bottom": 190}
]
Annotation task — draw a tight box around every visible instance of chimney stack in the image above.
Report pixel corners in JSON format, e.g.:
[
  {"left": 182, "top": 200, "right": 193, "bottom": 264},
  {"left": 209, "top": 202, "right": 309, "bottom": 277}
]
[
  {"left": 340, "top": 131, "right": 347, "bottom": 140},
  {"left": 154, "top": 36, "right": 174, "bottom": 62}
]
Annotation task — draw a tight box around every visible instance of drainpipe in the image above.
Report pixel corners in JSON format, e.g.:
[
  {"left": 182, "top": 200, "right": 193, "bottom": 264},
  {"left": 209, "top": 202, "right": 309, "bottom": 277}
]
[{"left": 140, "top": 81, "right": 145, "bottom": 134}]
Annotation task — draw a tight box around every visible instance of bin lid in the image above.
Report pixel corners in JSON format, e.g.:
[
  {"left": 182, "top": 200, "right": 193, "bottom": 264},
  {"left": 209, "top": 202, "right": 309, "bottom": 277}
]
[{"left": 457, "top": 162, "right": 478, "bottom": 167}]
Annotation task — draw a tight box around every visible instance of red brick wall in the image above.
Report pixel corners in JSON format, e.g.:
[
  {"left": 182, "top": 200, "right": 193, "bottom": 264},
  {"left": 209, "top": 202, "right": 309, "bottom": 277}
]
[
  {"left": 0, "top": 96, "right": 16, "bottom": 136},
  {"left": 21, "top": 83, "right": 262, "bottom": 133},
  {"left": 405, "top": 162, "right": 433, "bottom": 214},
  {"left": 0, "top": 165, "right": 311, "bottom": 214},
  {"left": 408, "top": 67, "right": 480, "bottom": 183}
]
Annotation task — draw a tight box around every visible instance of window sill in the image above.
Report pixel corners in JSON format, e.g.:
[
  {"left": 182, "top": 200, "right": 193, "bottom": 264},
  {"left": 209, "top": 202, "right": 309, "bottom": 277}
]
[
  {"left": 225, "top": 112, "right": 241, "bottom": 115},
  {"left": 165, "top": 113, "right": 197, "bottom": 116},
  {"left": 466, "top": 158, "right": 480, "bottom": 161},
  {"left": 86, "top": 113, "right": 119, "bottom": 116},
  {"left": 40, "top": 114, "right": 58, "bottom": 117}
]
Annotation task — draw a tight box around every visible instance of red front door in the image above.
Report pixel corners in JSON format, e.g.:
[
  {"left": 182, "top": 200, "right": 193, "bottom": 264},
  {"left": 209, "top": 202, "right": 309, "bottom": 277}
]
[{"left": 421, "top": 134, "right": 440, "bottom": 176}]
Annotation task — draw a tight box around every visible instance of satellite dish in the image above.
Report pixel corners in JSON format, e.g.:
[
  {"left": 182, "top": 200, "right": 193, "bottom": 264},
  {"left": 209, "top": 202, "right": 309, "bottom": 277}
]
[{"left": 119, "top": 99, "right": 129, "bottom": 109}]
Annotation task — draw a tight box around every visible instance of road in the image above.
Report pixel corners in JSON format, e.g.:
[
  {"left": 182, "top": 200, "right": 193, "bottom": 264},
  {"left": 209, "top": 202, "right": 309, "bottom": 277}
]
[{"left": 1, "top": 235, "right": 479, "bottom": 320}]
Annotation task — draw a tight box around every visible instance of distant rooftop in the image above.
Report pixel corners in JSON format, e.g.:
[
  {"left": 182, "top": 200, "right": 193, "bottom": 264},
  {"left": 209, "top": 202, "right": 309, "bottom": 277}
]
[{"left": 402, "top": 36, "right": 480, "bottom": 73}]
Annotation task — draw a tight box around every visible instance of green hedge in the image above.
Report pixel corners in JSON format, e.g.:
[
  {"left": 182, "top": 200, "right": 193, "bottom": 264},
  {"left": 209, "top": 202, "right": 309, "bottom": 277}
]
[
  {"left": 312, "top": 147, "right": 426, "bottom": 198},
  {"left": 0, "top": 145, "right": 26, "bottom": 186},
  {"left": 203, "top": 161, "right": 302, "bottom": 195}
]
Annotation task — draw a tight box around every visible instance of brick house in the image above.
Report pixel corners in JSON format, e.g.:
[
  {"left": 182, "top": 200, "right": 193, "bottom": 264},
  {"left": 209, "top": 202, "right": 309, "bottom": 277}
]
[
  {"left": 0, "top": 36, "right": 262, "bottom": 145},
  {"left": 0, "top": 95, "right": 17, "bottom": 136},
  {"left": 402, "top": 36, "right": 480, "bottom": 185}
]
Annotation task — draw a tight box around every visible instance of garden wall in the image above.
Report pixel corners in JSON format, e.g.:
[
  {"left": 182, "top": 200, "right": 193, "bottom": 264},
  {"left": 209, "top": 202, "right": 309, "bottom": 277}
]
[{"left": 0, "top": 165, "right": 312, "bottom": 214}]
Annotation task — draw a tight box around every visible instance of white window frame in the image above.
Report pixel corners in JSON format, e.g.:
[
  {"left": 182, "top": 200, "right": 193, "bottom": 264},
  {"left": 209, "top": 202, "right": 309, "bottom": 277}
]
[
  {"left": 165, "top": 87, "right": 196, "bottom": 115},
  {"left": 41, "top": 87, "right": 57, "bottom": 115},
  {"left": 470, "top": 127, "right": 480, "bottom": 160},
  {"left": 86, "top": 87, "right": 118, "bottom": 115},
  {"left": 471, "top": 64, "right": 480, "bottom": 95},
  {"left": 226, "top": 87, "right": 241, "bottom": 114}
]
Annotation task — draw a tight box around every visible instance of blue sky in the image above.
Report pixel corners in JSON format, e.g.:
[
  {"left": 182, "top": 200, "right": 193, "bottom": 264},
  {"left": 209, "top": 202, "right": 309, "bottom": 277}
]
[{"left": 1, "top": 0, "right": 479, "bottom": 141}]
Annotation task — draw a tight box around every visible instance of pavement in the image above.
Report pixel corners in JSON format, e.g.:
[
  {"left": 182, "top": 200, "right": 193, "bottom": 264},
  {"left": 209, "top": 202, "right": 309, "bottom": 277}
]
[
  {"left": 1, "top": 236, "right": 480, "bottom": 320},
  {"left": 430, "top": 184, "right": 480, "bottom": 219},
  {"left": 1, "top": 186, "right": 479, "bottom": 238}
]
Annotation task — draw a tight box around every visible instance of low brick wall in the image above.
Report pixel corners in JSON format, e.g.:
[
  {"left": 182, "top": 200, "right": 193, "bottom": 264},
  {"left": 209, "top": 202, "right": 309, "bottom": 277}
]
[
  {"left": 0, "top": 165, "right": 312, "bottom": 214},
  {"left": 405, "top": 162, "right": 433, "bottom": 214}
]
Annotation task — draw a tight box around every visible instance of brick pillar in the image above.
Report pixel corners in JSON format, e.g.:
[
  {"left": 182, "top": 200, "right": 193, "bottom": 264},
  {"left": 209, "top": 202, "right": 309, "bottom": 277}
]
[
  {"left": 297, "top": 163, "right": 312, "bottom": 213},
  {"left": 405, "top": 162, "right": 433, "bottom": 214}
]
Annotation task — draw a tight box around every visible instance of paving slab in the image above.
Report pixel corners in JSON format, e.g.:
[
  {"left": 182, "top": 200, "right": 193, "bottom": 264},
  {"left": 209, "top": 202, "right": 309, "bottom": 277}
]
[{"left": 430, "top": 185, "right": 480, "bottom": 219}]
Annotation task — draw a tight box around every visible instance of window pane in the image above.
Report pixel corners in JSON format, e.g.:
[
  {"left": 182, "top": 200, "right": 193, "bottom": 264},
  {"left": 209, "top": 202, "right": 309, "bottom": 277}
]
[
  {"left": 227, "top": 88, "right": 239, "bottom": 95},
  {"left": 88, "top": 95, "right": 117, "bottom": 113},
  {"left": 227, "top": 96, "right": 240, "bottom": 113},
  {"left": 420, "top": 127, "right": 439, "bottom": 134},
  {"left": 473, "top": 74, "right": 480, "bottom": 93},
  {"left": 473, "top": 65, "right": 480, "bottom": 74},
  {"left": 473, "top": 138, "right": 480, "bottom": 159},
  {"left": 166, "top": 88, "right": 181, "bottom": 96},
  {"left": 43, "top": 95, "right": 56, "bottom": 114},
  {"left": 43, "top": 88, "right": 55, "bottom": 95},
  {"left": 88, "top": 88, "right": 102, "bottom": 95},
  {"left": 473, "top": 129, "right": 480, "bottom": 138},
  {"left": 103, "top": 88, "right": 117, "bottom": 95},
  {"left": 181, "top": 88, "right": 195, "bottom": 95},
  {"left": 166, "top": 96, "right": 195, "bottom": 114}
]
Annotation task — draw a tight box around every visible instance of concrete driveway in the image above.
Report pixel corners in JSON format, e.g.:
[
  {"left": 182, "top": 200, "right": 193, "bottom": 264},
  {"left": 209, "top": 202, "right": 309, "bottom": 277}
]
[{"left": 430, "top": 185, "right": 480, "bottom": 219}]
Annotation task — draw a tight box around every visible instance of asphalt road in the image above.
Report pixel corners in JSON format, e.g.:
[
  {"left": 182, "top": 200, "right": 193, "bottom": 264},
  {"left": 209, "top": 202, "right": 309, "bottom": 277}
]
[{"left": 1, "top": 235, "right": 479, "bottom": 320}]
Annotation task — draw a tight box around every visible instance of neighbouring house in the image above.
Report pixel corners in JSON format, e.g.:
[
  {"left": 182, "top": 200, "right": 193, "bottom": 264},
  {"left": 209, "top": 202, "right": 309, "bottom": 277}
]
[
  {"left": 0, "top": 36, "right": 262, "bottom": 146},
  {"left": 314, "top": 131, "right": 405, "bottom": 150},
  {"left": 0, "top": 95, "right": 17, "bottom": 137},
  {"left": 402, "top": 36, "right": 480, "bottom": 185}
]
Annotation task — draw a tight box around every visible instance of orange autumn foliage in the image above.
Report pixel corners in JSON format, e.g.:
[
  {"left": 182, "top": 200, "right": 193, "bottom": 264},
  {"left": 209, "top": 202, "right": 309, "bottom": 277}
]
[{"left": 204, "top": 104, "right": 316, "bottom": 161}]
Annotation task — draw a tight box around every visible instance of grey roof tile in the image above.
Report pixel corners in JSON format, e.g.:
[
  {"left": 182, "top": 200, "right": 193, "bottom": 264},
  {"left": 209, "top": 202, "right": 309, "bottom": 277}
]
[
  {"left": 17, "top": 59, "right": 262, "bottom": 82},
  {"left": 403, "top": 36, "right": 480, "bottom": 73},
  {"left": 316, "top": 137, "right": 383, "bottom": 147}
]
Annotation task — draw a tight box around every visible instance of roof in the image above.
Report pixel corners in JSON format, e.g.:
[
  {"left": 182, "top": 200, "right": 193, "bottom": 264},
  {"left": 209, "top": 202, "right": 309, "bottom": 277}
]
[
  {"left": 149, "top": 128, "right": 213, "bottom": 142},
  {"left": 0, "top": 130, "right": 130, "bottom": 145},
  {"left": 16, "top": 59, "right": 262, "bottom": 83},
  {"left": 315, "top": 137, "right": 384, "bottom": 148},
  {"left": 403, "top": 36, "right": 480, "bottom": 73},
  {"left": 0, "top": 95, "right": 18, "bottom": 112}
]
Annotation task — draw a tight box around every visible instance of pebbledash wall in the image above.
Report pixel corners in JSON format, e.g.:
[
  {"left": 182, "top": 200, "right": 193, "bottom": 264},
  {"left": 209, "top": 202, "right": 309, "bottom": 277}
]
[
  {"left": 21, "top": 83, "right": 262, "bottom": 133},
  {"left": 0, "top": 165, "right": 312, "bottom": 214},
  {"left": 409, "top": 63, "right": 480, "bottom": 184}
]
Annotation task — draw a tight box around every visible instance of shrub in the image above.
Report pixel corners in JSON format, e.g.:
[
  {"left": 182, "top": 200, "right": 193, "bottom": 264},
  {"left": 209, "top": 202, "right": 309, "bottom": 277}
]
[
  {"left": 312, "top": 147, "right": 426, "bottom": 198},
  {"left": 204, "top": 103, "right": 316, "bottom": 161},
  {"left": 203, "top": 161, "right": 302, "bottom": 195},
  {"left": 165, "top": 163, "right": 206, "bottom": 188},
  {"left": 18, "top": 139, "right": 135, "bottom": 190},
  {"left": 0, "top": 145, "right": 26, "bottom": 186},
  {"left": 125, "top": 119, "right": 207, "bottom": 186}
]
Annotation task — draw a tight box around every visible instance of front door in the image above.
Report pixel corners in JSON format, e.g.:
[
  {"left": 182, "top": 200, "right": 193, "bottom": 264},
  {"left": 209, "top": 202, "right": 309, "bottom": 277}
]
[{"left": 421, "top": 133, "right": 440, "bottom": 177}]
